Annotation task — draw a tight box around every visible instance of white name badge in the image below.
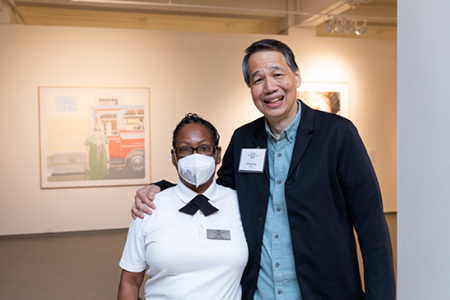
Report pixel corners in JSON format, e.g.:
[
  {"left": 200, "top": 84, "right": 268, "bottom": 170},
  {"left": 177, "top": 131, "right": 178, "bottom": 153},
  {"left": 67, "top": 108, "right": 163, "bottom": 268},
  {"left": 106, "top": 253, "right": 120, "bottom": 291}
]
[{"left": 238, "top": 148, "right": 267, "bottom": 173}]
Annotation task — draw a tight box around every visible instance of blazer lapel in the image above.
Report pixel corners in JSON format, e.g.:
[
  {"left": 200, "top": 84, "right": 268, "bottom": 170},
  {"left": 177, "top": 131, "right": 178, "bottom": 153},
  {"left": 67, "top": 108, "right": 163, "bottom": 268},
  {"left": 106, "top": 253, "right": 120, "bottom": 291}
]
[
  {"left": 252, "top": 118, "right": 270, "bottom": 182},
  {"left": 287, "top": 101, "right": 314, "bottom": 181}
]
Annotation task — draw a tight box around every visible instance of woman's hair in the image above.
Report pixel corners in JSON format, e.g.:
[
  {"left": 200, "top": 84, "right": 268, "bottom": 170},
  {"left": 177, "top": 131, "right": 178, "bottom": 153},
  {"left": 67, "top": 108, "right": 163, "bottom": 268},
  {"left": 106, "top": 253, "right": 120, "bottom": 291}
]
[
  {"left": 172, "top": 113, "right": 220, "bottom": 148},
  {"left": 242, "top": 39, "right": 299, "bottom": 87}
]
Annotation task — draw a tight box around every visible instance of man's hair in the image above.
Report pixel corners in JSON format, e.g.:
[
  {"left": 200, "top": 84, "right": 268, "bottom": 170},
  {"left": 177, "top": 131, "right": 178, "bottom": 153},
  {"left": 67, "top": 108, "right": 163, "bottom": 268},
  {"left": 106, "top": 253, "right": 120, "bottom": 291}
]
[
  {"left": 242, "top": 39, "right": 299, "bottom": 87},
  {"left": 172, "top": 113, "right": 220, "bottom": 148}
]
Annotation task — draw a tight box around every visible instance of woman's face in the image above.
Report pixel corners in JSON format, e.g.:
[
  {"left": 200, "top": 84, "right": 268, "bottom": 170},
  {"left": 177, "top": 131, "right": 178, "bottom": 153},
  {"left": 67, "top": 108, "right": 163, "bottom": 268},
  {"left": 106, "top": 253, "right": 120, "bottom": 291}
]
[
  {"left": 171, "top": 123, "right": 222, "bottom": 189},
  {"left": 172, "top": 123, "right": 221, "bottom": 165}
]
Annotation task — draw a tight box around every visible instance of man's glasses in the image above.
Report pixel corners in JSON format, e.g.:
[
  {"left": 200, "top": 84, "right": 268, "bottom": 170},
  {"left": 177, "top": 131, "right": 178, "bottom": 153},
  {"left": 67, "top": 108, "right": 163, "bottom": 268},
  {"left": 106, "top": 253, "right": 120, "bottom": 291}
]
[{"left": 175, "top": 145, "right": 216, "bottom": 158}]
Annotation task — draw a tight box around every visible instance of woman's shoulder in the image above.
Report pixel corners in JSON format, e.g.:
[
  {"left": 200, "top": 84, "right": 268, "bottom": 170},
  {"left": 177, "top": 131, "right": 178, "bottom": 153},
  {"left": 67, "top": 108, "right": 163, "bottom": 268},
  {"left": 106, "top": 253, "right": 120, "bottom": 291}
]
[
  {"left": 216, "top": 184, "right": 237, "bottom": 198},
  {"left": 150, "top": 186, "right": 178, "bottom": 207}
]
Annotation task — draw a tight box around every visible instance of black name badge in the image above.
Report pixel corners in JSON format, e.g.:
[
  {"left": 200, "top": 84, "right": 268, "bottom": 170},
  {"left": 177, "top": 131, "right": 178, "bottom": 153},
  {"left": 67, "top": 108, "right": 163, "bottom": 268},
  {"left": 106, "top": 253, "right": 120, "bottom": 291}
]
[{"left": 207, "top": 229, "right": 231, "bottom": 240}]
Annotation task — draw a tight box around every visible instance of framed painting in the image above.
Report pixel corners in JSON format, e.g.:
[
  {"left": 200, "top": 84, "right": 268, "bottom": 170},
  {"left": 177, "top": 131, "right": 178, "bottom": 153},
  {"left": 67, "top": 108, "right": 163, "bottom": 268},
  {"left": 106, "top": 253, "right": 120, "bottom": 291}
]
[
  {"left": 38, "top": 87, "right": 151, "bottom": 188},
  {"left": 297, "top": 82, "right": 350, "bottom": 118}
]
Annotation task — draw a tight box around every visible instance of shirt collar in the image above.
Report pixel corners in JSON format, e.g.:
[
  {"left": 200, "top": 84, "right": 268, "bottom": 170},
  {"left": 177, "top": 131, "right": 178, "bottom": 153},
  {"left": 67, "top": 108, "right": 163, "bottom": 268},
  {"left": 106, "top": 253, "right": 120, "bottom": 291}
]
[
  {"left": 174, "top": 178, "right": 219, "bottom": 204},
  {"left": 264, "top": 99, "right": 302, "bottom": 143}
]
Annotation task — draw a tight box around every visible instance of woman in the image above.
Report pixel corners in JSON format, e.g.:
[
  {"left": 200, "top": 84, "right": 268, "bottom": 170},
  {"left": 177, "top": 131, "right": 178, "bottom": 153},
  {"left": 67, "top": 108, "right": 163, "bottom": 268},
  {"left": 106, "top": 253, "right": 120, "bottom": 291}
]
[
  {"left": 84, "top": 124, "right": 110, "bottom": 180},
  {"left": 117, "top": 113, "right": 248, "bottom": 300}
]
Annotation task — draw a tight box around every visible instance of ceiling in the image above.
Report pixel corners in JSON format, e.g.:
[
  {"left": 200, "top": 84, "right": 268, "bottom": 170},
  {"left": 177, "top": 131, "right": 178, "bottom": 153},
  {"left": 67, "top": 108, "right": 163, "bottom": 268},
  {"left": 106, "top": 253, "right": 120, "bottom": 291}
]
[{"left": 3, "top": 0, "right": 397, "bottom": 40}]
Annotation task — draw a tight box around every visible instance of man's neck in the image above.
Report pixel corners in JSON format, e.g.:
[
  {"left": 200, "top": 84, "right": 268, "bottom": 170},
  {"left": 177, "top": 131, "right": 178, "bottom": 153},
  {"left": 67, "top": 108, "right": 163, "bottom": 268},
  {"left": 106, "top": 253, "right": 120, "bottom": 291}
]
[{"left": 266, "top": 105, "right": 299, "bottom": 139}]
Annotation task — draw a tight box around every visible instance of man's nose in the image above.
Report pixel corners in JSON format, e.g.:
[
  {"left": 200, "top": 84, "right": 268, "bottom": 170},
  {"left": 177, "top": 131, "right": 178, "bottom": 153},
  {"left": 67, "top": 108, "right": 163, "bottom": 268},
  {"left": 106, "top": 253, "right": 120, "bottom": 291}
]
[{"left": 264, "top": 78, "right": 278, "bottom": 93}]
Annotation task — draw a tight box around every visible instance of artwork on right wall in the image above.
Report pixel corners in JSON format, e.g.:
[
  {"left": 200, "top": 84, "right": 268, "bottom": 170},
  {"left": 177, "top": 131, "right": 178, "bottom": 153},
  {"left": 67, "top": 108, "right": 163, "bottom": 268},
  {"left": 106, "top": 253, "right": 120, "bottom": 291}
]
[{"left": 297, "top": 82, "right": 350, "bottom": 118}]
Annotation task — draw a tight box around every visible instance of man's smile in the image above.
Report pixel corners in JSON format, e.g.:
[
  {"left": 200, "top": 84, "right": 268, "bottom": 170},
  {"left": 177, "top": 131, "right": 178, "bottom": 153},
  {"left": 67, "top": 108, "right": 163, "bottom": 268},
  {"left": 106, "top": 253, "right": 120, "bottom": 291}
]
[{"left": 264, "top": 96, "right": 284, "bottom": 104}]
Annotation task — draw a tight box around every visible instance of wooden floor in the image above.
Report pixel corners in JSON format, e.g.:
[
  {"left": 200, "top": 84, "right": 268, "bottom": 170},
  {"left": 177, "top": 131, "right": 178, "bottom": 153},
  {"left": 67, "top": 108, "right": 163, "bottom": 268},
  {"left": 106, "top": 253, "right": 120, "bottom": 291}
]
[{"left": 0, "top": 214, "right": 397, "bottom": 299}]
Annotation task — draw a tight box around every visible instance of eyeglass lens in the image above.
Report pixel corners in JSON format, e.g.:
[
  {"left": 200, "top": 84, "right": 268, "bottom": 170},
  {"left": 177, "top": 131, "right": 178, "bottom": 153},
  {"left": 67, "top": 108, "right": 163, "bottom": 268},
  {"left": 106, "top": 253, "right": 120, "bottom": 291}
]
[{"left": 176, "top": 145, "right": 215, "bottom": 157}]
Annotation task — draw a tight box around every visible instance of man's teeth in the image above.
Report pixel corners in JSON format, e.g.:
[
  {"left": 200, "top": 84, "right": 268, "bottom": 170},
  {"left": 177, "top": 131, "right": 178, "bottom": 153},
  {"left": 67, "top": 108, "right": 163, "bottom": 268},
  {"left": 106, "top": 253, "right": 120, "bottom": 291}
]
[{"left": 266, "top": 98, "right": 282, "bottom": 103}]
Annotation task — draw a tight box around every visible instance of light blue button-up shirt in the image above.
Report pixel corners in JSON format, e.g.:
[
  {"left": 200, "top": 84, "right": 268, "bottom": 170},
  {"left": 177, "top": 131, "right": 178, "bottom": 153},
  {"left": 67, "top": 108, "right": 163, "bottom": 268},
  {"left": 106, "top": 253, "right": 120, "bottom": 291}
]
[{"left": 254, "top": 100, "right": 303, "bottom": 300}]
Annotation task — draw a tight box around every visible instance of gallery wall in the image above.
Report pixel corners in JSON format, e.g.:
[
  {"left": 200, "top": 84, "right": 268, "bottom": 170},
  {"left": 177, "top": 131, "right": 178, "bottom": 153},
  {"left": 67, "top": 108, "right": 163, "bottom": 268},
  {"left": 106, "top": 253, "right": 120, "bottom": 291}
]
[
  {"left": 0, "top": 24, "right": 397, "bottom": 235},
  {"left": 397, "top": 0, "right": 450, "bottom": 298}
]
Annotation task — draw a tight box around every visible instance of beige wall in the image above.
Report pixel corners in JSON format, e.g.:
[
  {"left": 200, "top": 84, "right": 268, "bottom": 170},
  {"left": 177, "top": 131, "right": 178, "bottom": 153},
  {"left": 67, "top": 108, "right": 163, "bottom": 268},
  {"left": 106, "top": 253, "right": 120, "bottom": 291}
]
[{"left": 0, "top": 24, "right": 396, "bottom": 235}]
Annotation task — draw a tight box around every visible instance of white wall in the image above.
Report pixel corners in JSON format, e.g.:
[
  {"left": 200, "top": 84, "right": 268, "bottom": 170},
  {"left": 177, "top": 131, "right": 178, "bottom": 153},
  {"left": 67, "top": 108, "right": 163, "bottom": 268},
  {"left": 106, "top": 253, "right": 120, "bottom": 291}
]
[
  {"left": 0, "top": 24, "right": 396, "bottom": 235},
  {"left": 397, "top": 0, "right": 450, "bottom": 298}
]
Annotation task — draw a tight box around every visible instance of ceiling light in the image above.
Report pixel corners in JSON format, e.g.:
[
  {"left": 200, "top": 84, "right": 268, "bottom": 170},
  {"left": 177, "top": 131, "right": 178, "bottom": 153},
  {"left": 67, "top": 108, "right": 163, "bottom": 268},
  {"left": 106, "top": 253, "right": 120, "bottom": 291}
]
[
  {"left": 323, "top": 18, "right": 335, "bottom": 34},
  {"left": 335, "top": 18, "right": 346, "bottom": 34},
  {"left": 356, "top": 19, "right": 367, "bottom": 36},
  {"left": 323, "top": 17, "right": 335, "bottom": 34},
  {"left": 345, "top": 19, "right": 356, "bottom": 34}
]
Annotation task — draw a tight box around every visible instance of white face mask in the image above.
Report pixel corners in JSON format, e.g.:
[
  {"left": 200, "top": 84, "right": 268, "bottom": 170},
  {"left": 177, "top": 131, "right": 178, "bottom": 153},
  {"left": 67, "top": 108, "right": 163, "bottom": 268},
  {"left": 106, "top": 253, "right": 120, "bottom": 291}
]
[{"left": 177, "top": 153, "right": 216, "bottom": 188}]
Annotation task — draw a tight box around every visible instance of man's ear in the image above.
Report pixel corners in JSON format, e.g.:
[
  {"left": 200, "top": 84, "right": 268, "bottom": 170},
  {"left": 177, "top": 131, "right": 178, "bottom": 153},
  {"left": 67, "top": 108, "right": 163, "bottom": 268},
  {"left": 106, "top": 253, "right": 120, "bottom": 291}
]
[
  {"left": 215, "top": 147, "right": 222, "bottom": 165},
  {"left": 295, "top": 71, "right": 302, "bottom": 88},
  {"left": 171, "top": 149, "right": 177, "bottom": 167}
]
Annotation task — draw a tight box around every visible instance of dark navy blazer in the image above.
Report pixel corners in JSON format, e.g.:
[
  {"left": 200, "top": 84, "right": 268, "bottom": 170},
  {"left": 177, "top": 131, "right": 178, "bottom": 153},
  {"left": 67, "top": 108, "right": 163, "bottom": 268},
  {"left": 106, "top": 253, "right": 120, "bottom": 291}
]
[{"left": 217, "top": 101, "right": 395, "bottom": 300}]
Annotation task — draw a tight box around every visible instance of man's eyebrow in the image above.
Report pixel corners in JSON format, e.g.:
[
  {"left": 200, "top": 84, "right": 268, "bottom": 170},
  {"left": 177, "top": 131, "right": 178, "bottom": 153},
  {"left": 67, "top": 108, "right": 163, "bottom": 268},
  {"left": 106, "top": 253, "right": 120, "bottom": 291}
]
[
  {"left": 251, "top": 69, "right": 261, "bottom": 80},
  {"left": 269, "top": 65, "right": 282, "bottom": 71},
  {"left": 251, "top": 65, "right": 283, "bottom": 79}
]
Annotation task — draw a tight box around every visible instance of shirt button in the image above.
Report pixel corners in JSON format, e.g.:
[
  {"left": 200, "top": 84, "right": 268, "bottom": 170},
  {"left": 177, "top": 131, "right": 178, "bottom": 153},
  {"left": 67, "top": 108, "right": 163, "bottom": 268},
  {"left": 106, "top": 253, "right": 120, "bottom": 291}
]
[
  {"left": 278, "top": 290, "right": 283, "bottom": 295},
  {"left": 276, "top": 180, "right": 281, "bottom": 184},
  {"left": 258, "top": 217, "right": 263, "bottom": 221},
  {"left": 275, "top": 263, "right": 279, "bottom": 268},
  {"left": 274, "top": 234, "right": 279, "bottom": 238},
  {"left": 277, "top": 153, "right": 281, "bottom": 157},
  {"left": 276, "top": 207, "right": 281, "bottom": 212}
]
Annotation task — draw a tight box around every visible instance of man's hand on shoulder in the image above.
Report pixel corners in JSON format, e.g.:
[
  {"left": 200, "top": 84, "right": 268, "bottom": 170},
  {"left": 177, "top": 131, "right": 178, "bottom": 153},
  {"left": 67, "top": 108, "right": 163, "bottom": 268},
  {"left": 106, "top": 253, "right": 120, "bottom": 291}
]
[{"left": 131, "top": 184, "right": 161, "bottom": 219}]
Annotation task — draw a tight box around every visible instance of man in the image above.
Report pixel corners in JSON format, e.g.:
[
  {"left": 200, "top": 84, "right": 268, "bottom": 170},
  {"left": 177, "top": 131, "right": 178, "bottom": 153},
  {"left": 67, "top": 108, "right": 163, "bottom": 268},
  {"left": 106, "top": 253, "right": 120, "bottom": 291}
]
[{"left": 133, "top": 39, "right": 395, "bottom": 300}]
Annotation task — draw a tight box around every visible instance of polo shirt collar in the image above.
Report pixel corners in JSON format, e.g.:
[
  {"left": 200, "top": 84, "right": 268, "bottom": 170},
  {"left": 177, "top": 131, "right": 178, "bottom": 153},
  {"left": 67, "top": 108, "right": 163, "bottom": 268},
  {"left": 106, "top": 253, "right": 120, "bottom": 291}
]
[{"left": 174, "top": 177, "right": 219, "bottom": 204}]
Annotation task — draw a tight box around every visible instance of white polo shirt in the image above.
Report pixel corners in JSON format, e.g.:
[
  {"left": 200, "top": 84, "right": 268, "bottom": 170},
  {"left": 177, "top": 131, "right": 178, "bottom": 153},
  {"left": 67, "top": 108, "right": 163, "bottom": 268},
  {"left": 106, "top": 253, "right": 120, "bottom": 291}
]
[{"left": 120, "top": 178, "right": 248, "bottom": 300}]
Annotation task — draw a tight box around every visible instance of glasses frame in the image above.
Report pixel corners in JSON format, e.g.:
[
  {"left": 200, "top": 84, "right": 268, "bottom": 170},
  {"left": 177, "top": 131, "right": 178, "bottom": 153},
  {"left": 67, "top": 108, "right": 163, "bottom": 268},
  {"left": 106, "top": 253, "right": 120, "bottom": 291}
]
[{"left": 174, "top": 145, "right": 216, "bottom": 158}]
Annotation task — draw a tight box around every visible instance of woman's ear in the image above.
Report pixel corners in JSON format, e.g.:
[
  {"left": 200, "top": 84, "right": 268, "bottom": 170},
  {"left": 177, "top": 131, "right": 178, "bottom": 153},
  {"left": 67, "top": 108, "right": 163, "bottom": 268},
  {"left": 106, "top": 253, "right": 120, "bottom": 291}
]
[
  {"left": 171, "top": 149, "right": 177, "bottom": 167},
  {"left": 215, "top": 147, "right": 222, "bottom": 165}
]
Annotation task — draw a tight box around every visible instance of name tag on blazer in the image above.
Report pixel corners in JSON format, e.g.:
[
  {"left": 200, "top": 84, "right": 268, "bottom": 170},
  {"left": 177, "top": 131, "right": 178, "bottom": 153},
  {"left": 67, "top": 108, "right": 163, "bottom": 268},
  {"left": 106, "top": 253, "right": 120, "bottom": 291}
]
[
  {"left": 207, "top": 229, "right": 231, "bottom": 240},
  {"left": 238, "top": 148, "right": 266, "bottom": 173}
]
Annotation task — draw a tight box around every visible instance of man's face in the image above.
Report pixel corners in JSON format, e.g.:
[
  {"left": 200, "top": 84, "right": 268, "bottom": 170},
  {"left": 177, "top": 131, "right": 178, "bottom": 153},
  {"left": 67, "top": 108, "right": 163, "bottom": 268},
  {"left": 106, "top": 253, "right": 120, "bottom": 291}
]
[{"left": 247, "top": 50, "right": 301, "bottom": 127}]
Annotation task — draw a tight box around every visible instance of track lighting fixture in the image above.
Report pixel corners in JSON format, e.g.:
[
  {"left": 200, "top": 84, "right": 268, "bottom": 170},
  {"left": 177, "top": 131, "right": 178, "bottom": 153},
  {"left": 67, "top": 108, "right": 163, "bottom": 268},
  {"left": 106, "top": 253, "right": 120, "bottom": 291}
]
[
  {"left": 355, "top": 19, "right": 367, "bottom": 36},
  {"left": 335, "top": 18, "right": 345, "bottom": 34},
  {"left": 323, "top": 17, "right": 336, "bottom": 34},
  {"left": 323, "top": 17, "right": 367, "bottom": 36},
  {"left": 345, "top": 19, "right": 356, "bottom": 34}
]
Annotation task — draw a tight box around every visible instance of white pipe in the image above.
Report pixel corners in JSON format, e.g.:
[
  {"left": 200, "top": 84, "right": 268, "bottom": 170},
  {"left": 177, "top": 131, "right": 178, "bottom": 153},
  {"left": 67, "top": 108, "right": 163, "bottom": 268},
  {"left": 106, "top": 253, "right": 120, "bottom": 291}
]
[
  {"left": 8, "top": 0, "right": 26, "bottom": 24},
  {"left": 70, "top": 0, "right": 397, "bottom": 22}
]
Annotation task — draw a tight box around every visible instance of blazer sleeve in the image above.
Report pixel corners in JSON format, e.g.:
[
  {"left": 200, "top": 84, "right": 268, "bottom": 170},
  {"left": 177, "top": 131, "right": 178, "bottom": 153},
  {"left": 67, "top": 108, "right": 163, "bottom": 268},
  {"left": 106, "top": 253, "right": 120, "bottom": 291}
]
[
  {"left": 337, "top": 122, "right": 396, "bottom": 299},
  {"left": 153, "top": 180, "right": 176, "bottom": 191},
  {"left": 216, "top": 132, "right": 237, "bottom": 190}
]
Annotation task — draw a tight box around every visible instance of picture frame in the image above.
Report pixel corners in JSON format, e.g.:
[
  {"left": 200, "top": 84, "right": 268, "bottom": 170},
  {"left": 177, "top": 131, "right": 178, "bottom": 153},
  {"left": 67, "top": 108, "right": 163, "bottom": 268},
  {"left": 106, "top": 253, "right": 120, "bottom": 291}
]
[
  {"left": 297, "top": 82, "right": 350, "bottom": 118},
  {"left": 38, "top": 87, "right": 151, "bottom": 189}
]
